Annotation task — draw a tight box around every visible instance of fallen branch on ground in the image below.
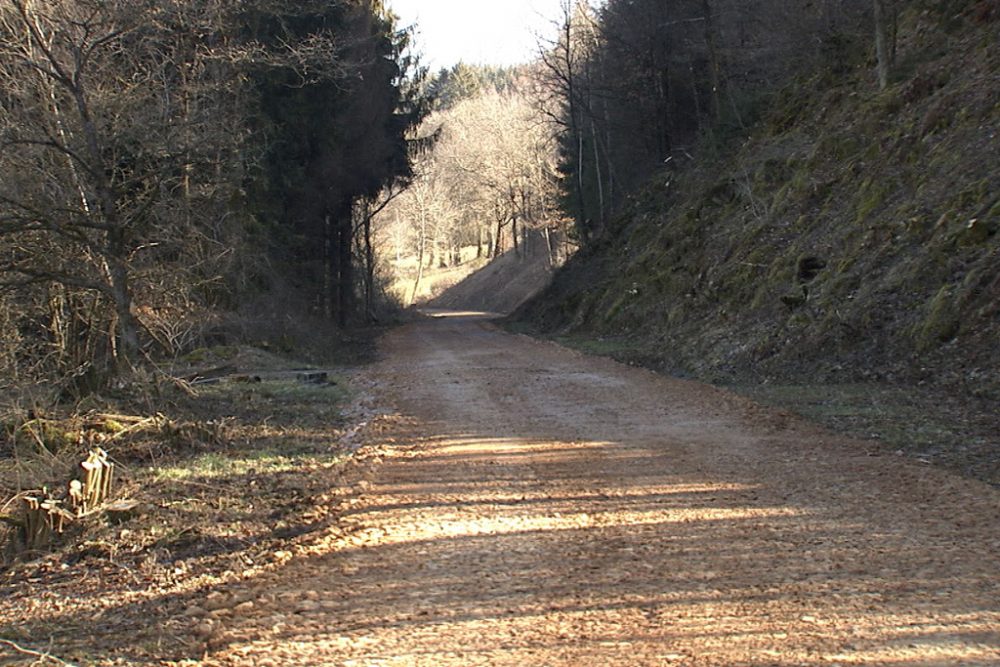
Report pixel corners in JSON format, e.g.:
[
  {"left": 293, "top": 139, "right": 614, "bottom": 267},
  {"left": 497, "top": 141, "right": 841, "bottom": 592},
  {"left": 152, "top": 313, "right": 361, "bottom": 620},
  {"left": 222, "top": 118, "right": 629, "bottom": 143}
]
[{"left": 0, "top": 638, "right": 77, "bottom": 666}]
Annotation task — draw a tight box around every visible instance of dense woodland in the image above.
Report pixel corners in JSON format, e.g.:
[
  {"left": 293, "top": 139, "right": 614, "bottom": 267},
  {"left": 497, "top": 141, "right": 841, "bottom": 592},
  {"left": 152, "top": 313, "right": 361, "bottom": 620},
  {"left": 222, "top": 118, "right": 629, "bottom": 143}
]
[
  {"left": 373, "top": 63, "right": 562, "bottom": 305},
  {"left": 0, "top": 0, "right": 424, "bottom": 394},
  {"left": 375, "top": 0, "right": 905, "bottom": 273},
  {"left": 538, "top": 0, "right": 889, "bottom": 241},
  {"left": 0, "top": 0, "right": 914, "bottom": 395}
]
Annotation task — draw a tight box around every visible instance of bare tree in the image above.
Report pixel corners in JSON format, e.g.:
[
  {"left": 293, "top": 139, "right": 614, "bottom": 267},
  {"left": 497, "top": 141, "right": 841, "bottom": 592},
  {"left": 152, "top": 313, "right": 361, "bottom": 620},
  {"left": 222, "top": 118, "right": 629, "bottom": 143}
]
[
  {"left": 438, "top": 92, "right": 558, "bottom": 256},
  {"left": 0, "top": 0, "right": 367, "bottom": 381},
  {"left": 0, "top": 0, "right": 183, "bottom": 370},
  {"left": 355, "top": 180, "right": 408, "bottom": 320},
  {"left": 537, "top": 0, "right": 602, "bottom": 240},
  {"left": 372, "top": 83, "right": 558, "bottom": 303}
]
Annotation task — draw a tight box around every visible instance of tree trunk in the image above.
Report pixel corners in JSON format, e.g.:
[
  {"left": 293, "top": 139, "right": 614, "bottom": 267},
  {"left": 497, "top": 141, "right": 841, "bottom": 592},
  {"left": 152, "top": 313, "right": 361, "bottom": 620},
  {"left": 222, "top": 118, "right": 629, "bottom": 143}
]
[
  {"left": 71, "top": 82, "right": 138, "bottom": 369},
  {"left": 337, "top": 207, "right": 353, "bottom": 327},
  {"left": 601, "top": 91, "right": 615, "bottom": 215},
  {"left": 690, "top": 58, "right": 705, "bottom": 131},
  {"left": 591, "top": 118, "right": 605, "bottom": 233},
  {"left": 577, "top": 131, "right": 587, "bottom": 236},
  {"left": 437, "top": 234, "right": 447, "bottom": 268},
  {"left": 411, "top": 211, "right": 426, "bottom": 306},
  {"left": 701, "top": 0, "right": 723, "bottom": 122},
  {"left": 47, "top": 283, "right": 67, "bottom": 367},
  {"left": 105, "top": 245, "right": 138, "bottom": 370},
  {"left": 873, "top": 0, "right": 896, "bottom": 90},
  {"left": 559, "top": 4, "right": 589, "bottom": 244},
  {"left": 363, "top": 202, "right": 375, "bottom": 321},
  {"left": 324, "top": 213, "right": 333, "bottom": 318},
  {"left": 325, "top": 201, "right": 354, "bottom": 326},
  {"left": 494, "top": 219, "right": 504, "bottom": 257}
]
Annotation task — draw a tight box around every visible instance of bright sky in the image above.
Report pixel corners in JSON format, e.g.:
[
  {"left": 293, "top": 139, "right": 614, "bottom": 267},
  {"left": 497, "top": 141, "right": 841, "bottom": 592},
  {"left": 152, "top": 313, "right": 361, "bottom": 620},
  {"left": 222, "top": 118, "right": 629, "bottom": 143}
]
[{"left": 387, "top": 0, "right": 568, "bottom": 70}]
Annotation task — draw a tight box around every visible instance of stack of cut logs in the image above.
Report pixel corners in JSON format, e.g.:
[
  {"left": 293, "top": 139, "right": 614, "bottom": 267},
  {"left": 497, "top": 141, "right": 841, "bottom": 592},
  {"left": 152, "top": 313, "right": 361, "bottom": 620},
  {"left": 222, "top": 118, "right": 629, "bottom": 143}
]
[{"left": 21, "top": 448, "right": 114, "bottom": 550}]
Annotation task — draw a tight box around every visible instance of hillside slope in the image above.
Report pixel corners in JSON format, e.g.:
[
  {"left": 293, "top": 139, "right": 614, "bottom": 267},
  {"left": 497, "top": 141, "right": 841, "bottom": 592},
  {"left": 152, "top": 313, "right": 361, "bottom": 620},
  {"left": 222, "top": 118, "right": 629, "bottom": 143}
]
[
  {"left": 429, "top": 232, "right": 557, "bottom": 315},
  {"left": 514, "top": 9, "right": 999, "bottom": 474}
]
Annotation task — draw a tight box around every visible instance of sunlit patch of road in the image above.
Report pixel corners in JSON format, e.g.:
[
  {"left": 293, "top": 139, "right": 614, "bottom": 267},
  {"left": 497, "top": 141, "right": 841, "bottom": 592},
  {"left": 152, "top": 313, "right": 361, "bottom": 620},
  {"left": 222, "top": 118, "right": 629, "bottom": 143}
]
[{"left": 205, "top": 311, "right": 1000, "bottom": 666}]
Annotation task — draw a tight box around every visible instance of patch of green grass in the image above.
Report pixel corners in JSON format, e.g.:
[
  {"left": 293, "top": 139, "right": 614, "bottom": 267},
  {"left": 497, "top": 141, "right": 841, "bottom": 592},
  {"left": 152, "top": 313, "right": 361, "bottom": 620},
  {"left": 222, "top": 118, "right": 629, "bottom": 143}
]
[
  {"left": 153, "top": 447, "right": 345, "bottom": 482},
  {"left": 156, "top": 451, "right": 235, "bottom": 480},
  {"left": 153, "top": 377, "right": 352, "bottom": 483},
  {"left": 502, "top": 320, "right": 536, "bottom": 335},
  {"left": 181, "top": 345, "right": 239, "bottom": 364},
  {"left": 915, "top": 284, "right": 960, "bottom": 350},
  {"left": 854, "top": 177, "right": 892, "bottom": 224},
  {"left": 258, "top": 380, "right": 349, "bottom": 404}
]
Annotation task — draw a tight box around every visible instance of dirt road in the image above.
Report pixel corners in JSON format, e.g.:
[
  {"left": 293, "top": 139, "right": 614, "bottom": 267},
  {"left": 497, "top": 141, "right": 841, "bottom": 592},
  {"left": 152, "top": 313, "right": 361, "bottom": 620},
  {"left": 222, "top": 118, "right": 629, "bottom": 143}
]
[{"left": 206, "top": 312, "right": 1000, "bottom": 666}]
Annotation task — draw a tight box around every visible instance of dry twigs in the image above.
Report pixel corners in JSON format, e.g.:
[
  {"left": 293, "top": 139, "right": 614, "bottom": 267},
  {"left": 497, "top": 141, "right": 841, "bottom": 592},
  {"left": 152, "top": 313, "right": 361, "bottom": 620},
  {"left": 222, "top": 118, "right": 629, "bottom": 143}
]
[{"left": 0, "top": 638, "right": 77, "bottom": 666}]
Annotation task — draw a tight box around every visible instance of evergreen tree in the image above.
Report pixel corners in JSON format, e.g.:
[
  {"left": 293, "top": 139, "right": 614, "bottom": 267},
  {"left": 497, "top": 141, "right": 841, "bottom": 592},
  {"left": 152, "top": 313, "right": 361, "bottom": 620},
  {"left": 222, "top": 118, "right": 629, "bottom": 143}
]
[{"left": 243, "top": 0, "right": 426, "bottom": 324}]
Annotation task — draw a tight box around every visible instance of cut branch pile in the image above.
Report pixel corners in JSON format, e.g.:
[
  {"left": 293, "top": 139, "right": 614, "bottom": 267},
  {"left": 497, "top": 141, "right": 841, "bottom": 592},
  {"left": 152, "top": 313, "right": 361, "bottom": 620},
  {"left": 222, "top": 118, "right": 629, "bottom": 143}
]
[
  {"left": 23, "top": 493, "right": 75, "bottom": 551},
  {"left": 14, "top": 448, "right": 118, "bottom": 552},
  {"left": 70, "top": 448, "right": 115, "bottom": 515}
]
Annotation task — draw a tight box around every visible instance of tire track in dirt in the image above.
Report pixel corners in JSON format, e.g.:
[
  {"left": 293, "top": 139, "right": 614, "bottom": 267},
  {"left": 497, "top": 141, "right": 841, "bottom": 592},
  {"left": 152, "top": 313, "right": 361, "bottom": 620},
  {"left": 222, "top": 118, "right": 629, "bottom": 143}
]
[{"left": 205, "top": 312, "right": 1000, "bottom": 666}]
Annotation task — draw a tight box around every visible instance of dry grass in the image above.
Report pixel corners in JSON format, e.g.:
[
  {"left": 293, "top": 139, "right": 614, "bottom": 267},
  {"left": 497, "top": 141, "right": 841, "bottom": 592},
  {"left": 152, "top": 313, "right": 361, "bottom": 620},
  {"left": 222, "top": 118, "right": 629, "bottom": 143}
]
[
  {"left": 0, "top": 342, "right": 380, "bottom": 664},
  {"left": 0, "top": 345, "right": 361, "bottom": 570}
]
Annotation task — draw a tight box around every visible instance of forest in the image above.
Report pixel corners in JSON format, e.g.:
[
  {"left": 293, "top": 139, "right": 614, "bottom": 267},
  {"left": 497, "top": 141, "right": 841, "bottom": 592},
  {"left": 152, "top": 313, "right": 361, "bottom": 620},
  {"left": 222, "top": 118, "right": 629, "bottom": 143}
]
[
  {"left": 374, "top": 0, "right": 915, "bottom": 304},
  {"left": 0, "top": 0, "right": 423, "bottom": 393},
  {"left": 1, "top": 0, "right": 998, "bottom": 662}
]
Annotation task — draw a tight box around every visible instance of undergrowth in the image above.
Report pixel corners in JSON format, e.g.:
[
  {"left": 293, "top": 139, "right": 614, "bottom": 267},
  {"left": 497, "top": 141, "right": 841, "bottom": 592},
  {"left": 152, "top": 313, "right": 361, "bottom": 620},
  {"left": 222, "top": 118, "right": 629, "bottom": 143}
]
[{"left": 0, "top": 345, "right": 356, "bottom": 568}]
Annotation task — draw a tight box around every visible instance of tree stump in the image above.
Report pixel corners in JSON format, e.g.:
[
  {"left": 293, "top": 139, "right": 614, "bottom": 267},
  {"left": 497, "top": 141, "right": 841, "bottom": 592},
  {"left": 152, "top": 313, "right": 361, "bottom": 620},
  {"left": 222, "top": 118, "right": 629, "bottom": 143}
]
[
  {"left": 12, "top": 448, "right": 116, "bottom": 552},
  {"left": 23, "top": 493, "right": 73, "bottom": 551}
]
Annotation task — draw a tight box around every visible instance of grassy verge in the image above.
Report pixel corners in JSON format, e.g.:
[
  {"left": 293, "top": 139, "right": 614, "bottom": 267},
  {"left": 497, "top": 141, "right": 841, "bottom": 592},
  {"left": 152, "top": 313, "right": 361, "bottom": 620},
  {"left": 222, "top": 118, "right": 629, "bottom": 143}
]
[{"left": 728, "top": 382, "right": 999, "bottom": 486}]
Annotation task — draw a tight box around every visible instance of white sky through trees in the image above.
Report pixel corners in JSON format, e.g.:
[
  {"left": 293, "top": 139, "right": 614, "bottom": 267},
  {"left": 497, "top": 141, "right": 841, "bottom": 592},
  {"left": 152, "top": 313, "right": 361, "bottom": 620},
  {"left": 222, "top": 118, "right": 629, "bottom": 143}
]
[{"left": 387, "top": 0, "right": 568, "bottom": 70}]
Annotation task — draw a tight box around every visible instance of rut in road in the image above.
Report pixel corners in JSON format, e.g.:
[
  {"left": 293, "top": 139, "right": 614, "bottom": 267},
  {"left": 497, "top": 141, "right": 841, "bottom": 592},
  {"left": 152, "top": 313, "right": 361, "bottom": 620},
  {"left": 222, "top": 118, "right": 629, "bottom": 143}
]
[{"left": 206, "top": 312, "right": 1000, "bottom": 666}]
